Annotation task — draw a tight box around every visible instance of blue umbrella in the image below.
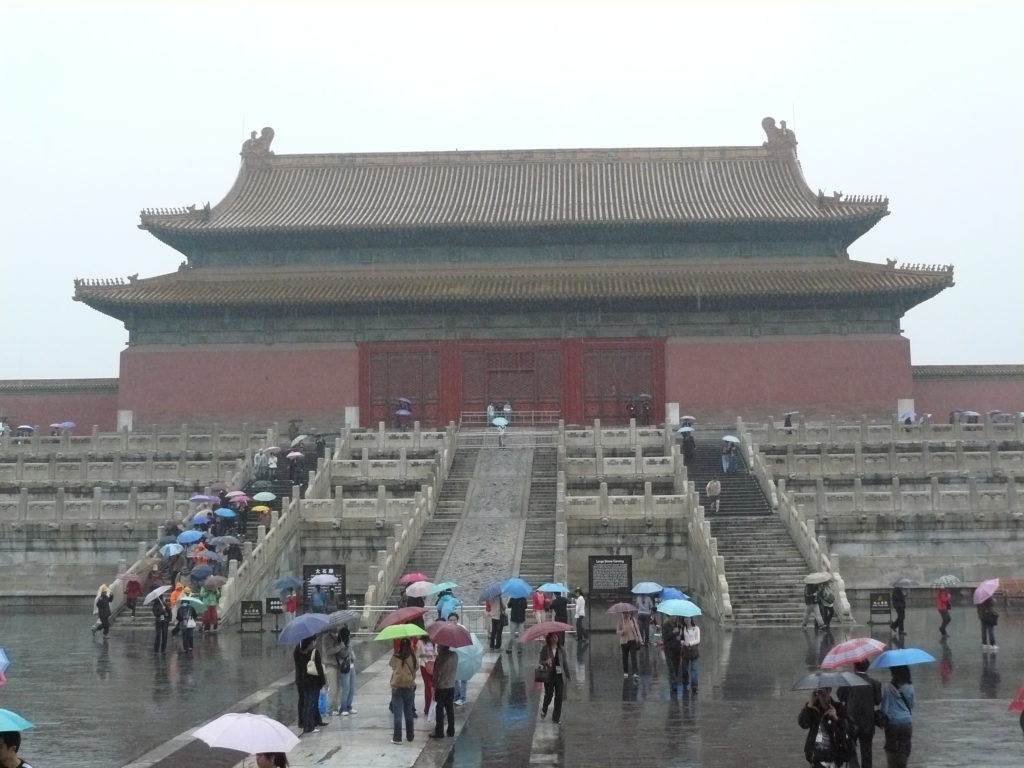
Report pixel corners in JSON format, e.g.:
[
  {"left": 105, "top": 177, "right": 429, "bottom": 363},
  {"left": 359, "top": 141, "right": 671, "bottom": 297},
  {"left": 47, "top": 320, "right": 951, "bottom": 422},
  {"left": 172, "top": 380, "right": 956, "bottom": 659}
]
[
  {"left": 660, "top": 587, "right": 689, "bottom": 600},
  {"left": 455, "top": 632, "right": 485, "bottom": 679},
  {"left": 501, "top": 578, "right": 531, "bottom": 598},
  {"left": 722, "top": 435, "right": 740, "bottom": 443},
  {"left": 537, "top": 582, "right": 569, "bottom": 593},
  {"left": 202, "top": 550, "right": 225, "bottom": 563},
  {"left": 491, "top": 417, "right": 509, "bottom": 427},
  {"left": 214, "top": 507, "right": 237, "bottom": 518},
  {"left": 190, "top": 565, "right": 214, "bottom": 582},
  {"left": 273, "top": 576, "right": 304, "bottom": 592},
  {"left": 277, "top": 613, "right": 330, "bottom": 645},
  {"left": 191, "top": 514, "right": 211, "bottom": 526},
  {"left": 677, "top": 426, "right": 695, "bottom": 433},
  {"left": 160, "top": 543, "right": 185, "bottom": 558},
  {"left": 631, "top": 581, "right": 663, "bottom": 594},
  {"left": 657, "top": 599, "right": 702, "bottom": 618},
  {"left": 0, "top": 709, "right": 33, "bottom": 731},
  {"left": 437, "top": 595, "right": 462, "bottom": 620},
  {"left": 177, "top": 530, "right": 203, "bottom": 544},
  {"left": 478, "top": 581, "right": 505, "bottom": 602},
  {"left": 869, "top": 648, "right": 937, "bottom": 669},
  {"left": 428, "top": 581, "right": 458, "bottom": 595},
  {"left": 0, "top": 648, "right": 9, "bottom": 673},
  {"left": 209, "top": 536, "right": 241, "bottom": 548}
]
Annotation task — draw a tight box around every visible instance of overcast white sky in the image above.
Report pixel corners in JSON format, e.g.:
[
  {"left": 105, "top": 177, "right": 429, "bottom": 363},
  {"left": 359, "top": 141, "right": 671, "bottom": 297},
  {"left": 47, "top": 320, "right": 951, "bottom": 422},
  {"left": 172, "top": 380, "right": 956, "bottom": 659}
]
[{"left": 2, "top": 1, "right": 1021, "bottom": 379}]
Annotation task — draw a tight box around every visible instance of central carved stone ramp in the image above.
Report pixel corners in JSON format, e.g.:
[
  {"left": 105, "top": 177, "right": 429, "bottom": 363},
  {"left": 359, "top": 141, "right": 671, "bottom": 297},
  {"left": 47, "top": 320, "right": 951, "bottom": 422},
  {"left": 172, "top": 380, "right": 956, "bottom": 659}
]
[
  {"left": 517, "top": 446, "right": 557, "bottom": 587},
  {"left": 387, "top": 447, "right": 479, "bottom": 603},
  {"left": 707, "top": 514, "right": 809, "bottom": 626}
]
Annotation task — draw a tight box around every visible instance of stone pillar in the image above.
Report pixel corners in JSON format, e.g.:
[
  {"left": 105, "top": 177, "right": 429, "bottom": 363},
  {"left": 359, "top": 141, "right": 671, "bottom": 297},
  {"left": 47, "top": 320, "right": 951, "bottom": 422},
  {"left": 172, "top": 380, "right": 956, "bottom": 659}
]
[
  {"left": 930, "top": 477, "right": 940, "bottom": 510},
  {"left": 181, "top": 423, "right": 189, "bottom": 452},
  {"left": 815, "top": 478, "right": 826, "bottom": 512},
  {"left": 128, "top": 486, "right": 139, "bottom": 519},
  {"left": 599, "top": 482, "right": 609, "bottom": 518},
  {"left": 93, "top": 487, "right": 103, "bottom": 519},
  {"left": 786, "top": 443, "right": 795, "bottom": 473},
  {"left": 138, "top": 540, "right": 149, "bottom": 558},
  {"left": 360, "top": 447, "right": 369, "bottom": 477},
  {"left": 228, "top": 558, "right": 239, "bottom": 578},
  {"left": 888, "top": 442, "right": 896, "bottom": 473},
  {"left": 798, "top": 415, "right": 807, "bottom": 442},
  {"left": 80, "top": 455, "right": 88, "bottom": 483},
  {"left": 644, "top": 481, "right": 653, "bottom": 518},
  {"left": 860, "top": 415, "right": 869, "bottom": 442},
  {"left": 1008, "top": 476, "right": 1019, "bottom": 512},
  {"left": 828, "top": 416, "right": 836, "bottom": 443},
  {"left": 954, "top": 441, "right": 963, "bottom": 471},
  {"left": 968, "top": 477, "right": 979, "bottom": 509},
  {"left": 211, "top": 423, "right": 220, "bottom": 454},
  {"left": 270, "top": 510, "right": 280, "bottom": 528},
  {"left": 112, "top": 453, "right": 122, "bottom": 481},
  {"left": 921, "top": 441, "right": 930, "bottom": 473},
  {"left": 892, "top": 477, "right": 901, "bottom": 512},
  {"left": 334, "top": 486, "right": 344, "bottom": 517},
  {"left": 166, "top": 486, "right": 176, "bottom": 520},
  {"left": 15, "top": 454, "right": 23, "bottom": 483},
  {"left": 56, "top": 487, "right": 65, "bottom": 521},
  {"left": 399, "top": 447, "right": 408, "bottom": 479},
  {"left": 344, "top": 406, "right": 359, "bottom": 429},
  {"left": 593, "top": 419, "right": 601, "bottom": 451},
  {"left": 377, "top": 485, "right": 387, "bottom": 519},
  {"left": 989, "top": 443, "right": 1000, "bottom": 473},
  {"left": 665, "top": 402, "right": 679, "bottom": 429},
  {"left": 819, "top": 442, "right": 829, "bottom": 474},
  {"left": 257, "top": 524, "right": 267, "bottom": 543},
  {"left": 47, "top": 454, "right": 56, "bottom": 481},
  {"left": 854, "top": 443, "right": 863, "bottom": 475},
  {"left": 853, "top": 477, "right": 863, "bottom": 511}
]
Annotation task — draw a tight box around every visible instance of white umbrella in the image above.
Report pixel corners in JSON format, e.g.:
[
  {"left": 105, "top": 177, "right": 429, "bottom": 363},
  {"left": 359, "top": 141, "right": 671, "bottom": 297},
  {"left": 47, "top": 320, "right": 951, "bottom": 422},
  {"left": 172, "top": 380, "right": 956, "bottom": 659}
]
[
  {"left": 143, "top": 585, "right": 171, "bottom": 604},
  {"left": 193, "top": 713, "right": 299, "bottom": 754},
  {"left": 290, "top": 434, "right": 309, "bottom": 447},
  {"left": 405, "top": 580, "right": 435, "bottom": 598},
  {"left": 804, "top": 572, "right": 833, "bottom": 585},
  {"left": 310, "top": 573, "right": 338, "bottom": 586}
]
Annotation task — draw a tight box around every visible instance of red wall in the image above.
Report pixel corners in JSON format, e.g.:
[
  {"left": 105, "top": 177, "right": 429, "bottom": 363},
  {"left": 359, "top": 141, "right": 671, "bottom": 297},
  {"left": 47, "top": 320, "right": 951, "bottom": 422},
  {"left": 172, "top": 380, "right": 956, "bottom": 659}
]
[
  {"left": 0, "top": 390, "right": 119, "bottom": 432},
  {"left": 118, "top": 344, "right": 359, "bottom": 427},
  {"left": 665, "top": 335, "right": 913, "bottom": 420},
  {"left": 912, "top": 377, "right": 1024, "bottom": 420}
]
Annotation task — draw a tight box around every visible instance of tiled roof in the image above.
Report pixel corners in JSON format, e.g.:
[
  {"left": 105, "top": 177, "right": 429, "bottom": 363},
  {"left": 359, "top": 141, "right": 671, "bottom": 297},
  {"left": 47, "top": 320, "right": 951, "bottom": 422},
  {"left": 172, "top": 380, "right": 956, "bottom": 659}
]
[
  {"left": 138, "top": 143, "right": 888, "bottom": 243},
  {"left": 74, "top": 260, "right": 952, "bottom": 315},
  {"left": 912, "top": 365, "right": 1024, "bottom": 380},
  {"left": 0, "top": 378, "right": 119, "bottom": 394}
]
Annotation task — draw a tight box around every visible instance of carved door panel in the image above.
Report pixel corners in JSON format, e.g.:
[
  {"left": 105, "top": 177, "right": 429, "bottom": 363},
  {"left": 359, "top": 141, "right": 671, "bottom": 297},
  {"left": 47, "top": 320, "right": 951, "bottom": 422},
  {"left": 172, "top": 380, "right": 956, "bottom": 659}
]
[
  {"left": 366, "top": 347, "right": 440, "bottom": 427},
  {"left": 460, "top": 344, "right": 561, "bottom": 416},
  {"left": 581, "top": 344, "right": 657, "bottom": 424}
]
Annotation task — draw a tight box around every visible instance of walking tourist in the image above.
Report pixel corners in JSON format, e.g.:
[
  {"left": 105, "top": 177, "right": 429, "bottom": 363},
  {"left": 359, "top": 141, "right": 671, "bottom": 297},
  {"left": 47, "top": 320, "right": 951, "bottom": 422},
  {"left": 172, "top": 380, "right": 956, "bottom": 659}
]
[
  {"left": 880, "top": 665, "right": 914, "bottom": 767},
  {"left": 977, "top": 597, "right": 999, "bottom": 650},
  {"left": 617, "top": 611, "right": 642, "bottom": 681},
  {"left": 818, "top": 581, "right": 836, "bottom": 631},
  {"left": 803, "top": 583, "right": 824, "bottom": 629},
  {"left": 538, "top": 632, "right": 570, "bottom": 724},
  {"left": 445, "top": 613, "right": 469, "bottom": 704},
  {"left": 889, "top": 586, "right": 907, "bottom": 634},
  {"left": 549, "top": 592, "right": 569, "bottom": 645},
  {"left": 125, "top": 578, "right": 142, "bottom": 617},
  {"left": 200, "top": 585, "right": 220, "bottom": 632},
  {"left": 573, "top": 588, "right": 587, "bottom": 642},
  {"left": 486, "top": 595, "right": 506, "bottom": 649},
  {"left": 416, "top": 636, "right": 437, "bottom": 718},
  {"left": 838, "top": 659, "right": 882, "bottom": 768},
  {"left": 176, "top": 593, "right": 198, "bottom": 652},
  {"left": 430, "top": 644, "right": 458, "bottom": 738},
  {"left": 798, "top": 687, "right": 851, "bottom": 768},
  {"left": 389, "top": 638, "right": 418, "bottom": 744},
  {"left": 634, "top": 591, "right": 654, "bottom": 646},
  {"left": 91, "top": 584, "right": 113, "bottom": 638},
  {"left": 935, "top": 587, "right": 952, "bottom": 636},
  {"left": 505, "top": 595, "right": 527, "bottom": 652},
  {"left": 294, "top": 636, "right": 326, "bottom": 735},
  {"left": 680, "top": 617, "right": 700, "bottom": 693},
  {"left": 321, "top": 627, "right": 355, "bottom": 716},
  {"left": 151, "top": 594, "right": 171, "bottom": 653},
  {"left": 705, "top": 478, "right": 721, "bottom": 514},
  {"left": 660, "top": 616, "right": 681, "bottom": 688},
  {"left": 284, "top": 588, "right": 298, "bottom": 622},
  {"left": 532, "top": 590, "right": 546, "bottom": 624}
]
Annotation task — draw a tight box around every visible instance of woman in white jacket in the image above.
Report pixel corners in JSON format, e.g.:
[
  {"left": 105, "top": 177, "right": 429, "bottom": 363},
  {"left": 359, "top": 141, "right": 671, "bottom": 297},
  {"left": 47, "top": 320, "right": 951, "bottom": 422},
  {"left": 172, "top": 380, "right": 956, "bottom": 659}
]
[{"left": 681, "top": 618, "right": 700, "bottom": 693}]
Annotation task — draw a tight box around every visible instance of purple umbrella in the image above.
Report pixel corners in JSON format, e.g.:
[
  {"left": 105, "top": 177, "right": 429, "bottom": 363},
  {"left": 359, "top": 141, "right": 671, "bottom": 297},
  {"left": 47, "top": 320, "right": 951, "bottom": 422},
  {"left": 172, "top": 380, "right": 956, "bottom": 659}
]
[
  {"left": 395, "top": 409, "right": 412, "bottom": 416},
  {"left": 973, "top": 579, "right": 1000, "bottom": 604}
]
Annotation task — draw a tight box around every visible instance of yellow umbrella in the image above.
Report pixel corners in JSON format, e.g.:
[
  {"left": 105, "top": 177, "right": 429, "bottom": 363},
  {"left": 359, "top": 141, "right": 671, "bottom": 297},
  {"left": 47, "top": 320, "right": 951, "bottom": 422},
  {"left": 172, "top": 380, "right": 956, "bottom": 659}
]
[{"left": 251, "top": 505, "right": 270, "bottom": 513}]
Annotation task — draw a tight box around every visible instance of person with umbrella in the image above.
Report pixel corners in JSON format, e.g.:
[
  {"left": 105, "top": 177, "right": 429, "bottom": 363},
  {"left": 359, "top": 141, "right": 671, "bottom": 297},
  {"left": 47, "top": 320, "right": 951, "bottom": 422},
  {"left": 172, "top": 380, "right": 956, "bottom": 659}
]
[
  {"left": 617, "top": 609, "right": 642, "bottom": 681},
  {"left": 151, "top": 590, "right": 172, "bottom": 653},
  {"left": 175, "top": 589, "right": 200, "bottom": 652},
  {"left": 321, "top": 626, "right": 357, "bottom": 716},
  {"left": 977, "top": 596, "right": 999, "bottom": 651},
  {"left": 200, "top": 583, "right": 221, "bottom": 633},
  {"left": 879, "top": 665, "right": 914, "bottom": 767},
  {"left": 91, "top": 584, "right": 113, "bottom": 638},
  {"left": 549, "top": 591, "right": 569, "bottom": 646},
  {"left": 389, "top": 638, "right": 419, "bottom": 744},
  {"left": 798, "top": 687, "right": 852, "bottom": 768},
  {"left": 294, "top": 635, "right": 327, "bottom": 734},
  {"left": 837, "top": 660, "right": 882, "bottom": 768},
  {"left": 123, "top": 576, "right": 142, "bottom": 618},
  {"left": 661, "top": 613, "right": 682, "bottom": 690},
  {"left": 255, "top": 754, "right": 288, "bottom": 768},
  {"left": 484, "top": 593, "right": 506, "bottom": 650},
  {"left": 538, "top": 632, "right": 571, "bottom": 724},
  {"left": 680, "top": 617, "right": 700, "bottom": 693},
  {"left": 935, "top": 586, "right": 952, "bottom": 637},
  {"left": 284, "top": 588, "right": 298, "bottom": 623},
  {"left": 505, "top": 592, "right": 528, "bottom": 653},
  {"left": 803, "top": 581, "right": 824, "bottom": 630},
  {"left": 429, "top": 640, "right": 458, "bottom": 738}
]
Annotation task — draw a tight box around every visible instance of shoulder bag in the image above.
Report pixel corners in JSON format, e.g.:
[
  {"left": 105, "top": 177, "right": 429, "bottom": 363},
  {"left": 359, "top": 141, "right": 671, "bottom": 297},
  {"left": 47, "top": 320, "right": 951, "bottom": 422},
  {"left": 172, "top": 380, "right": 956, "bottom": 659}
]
[{"left": 534, "top": 664, "right": 550, "bottom": 683}]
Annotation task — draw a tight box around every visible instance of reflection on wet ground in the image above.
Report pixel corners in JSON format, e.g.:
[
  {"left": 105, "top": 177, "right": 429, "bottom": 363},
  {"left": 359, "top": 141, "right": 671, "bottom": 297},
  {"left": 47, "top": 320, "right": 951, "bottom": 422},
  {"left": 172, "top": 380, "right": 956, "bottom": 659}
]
[{"left": 2, "top": 605, "right": 1022, "bottom": 767}]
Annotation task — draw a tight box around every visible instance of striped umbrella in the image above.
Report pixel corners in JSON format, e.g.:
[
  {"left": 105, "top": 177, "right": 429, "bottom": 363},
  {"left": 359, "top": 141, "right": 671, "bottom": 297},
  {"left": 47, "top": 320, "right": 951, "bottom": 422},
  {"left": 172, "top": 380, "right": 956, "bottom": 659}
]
[{"left": 820, "top": 637, "right": 887, "bottom": 670}]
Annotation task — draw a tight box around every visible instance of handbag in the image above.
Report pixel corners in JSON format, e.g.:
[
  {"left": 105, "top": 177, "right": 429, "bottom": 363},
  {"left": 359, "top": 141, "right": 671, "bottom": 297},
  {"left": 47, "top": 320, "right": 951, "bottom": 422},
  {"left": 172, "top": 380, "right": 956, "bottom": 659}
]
[
  {"left": 534, "top": 664, "right": 550, "bottom": 683},
  {"left": 874, "top": 709, "right": 889, "bottom": 728},
  {"left": 682, "top": 644, "right": 699, "bottom": 660},
  {"left": 185, "top": 617, "right": 197, "bottom": 629},
  {"left": 501, "top": 613, "right": 509, "bottom": 626},
  {"left": 306, "top": 652, "right": 319, "bottom": 675}
]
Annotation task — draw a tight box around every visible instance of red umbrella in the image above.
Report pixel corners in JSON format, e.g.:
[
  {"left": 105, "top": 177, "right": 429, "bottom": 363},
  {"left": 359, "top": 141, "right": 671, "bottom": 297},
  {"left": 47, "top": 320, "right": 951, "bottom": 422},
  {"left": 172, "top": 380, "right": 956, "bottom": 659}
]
[
  {"left": 519, "top": 621, "right": 573, "bottom": 643},
  {"left": 426, "top": 620, "right": 473, "bottom": 648},
  {"left": 821, "top": 637, "right": 887, "bottom": 670},
  {"left": 376, "top": 606, "right": 428, "bottom": 629},
  {"left": 606, "top": 602, "right": 637, "bottom": 614},
  {"left": 1009, "top": 685, "right": 1024, "bottom": 712},
  {"left": 399, "top": 572, "right": 429, "bottom": 584}
]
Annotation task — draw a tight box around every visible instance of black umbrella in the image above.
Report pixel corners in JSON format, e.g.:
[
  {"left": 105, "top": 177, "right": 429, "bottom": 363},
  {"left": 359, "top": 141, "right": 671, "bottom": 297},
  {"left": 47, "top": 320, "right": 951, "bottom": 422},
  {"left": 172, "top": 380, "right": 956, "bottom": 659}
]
[{"left": 792, "top": 671, "right": 870, "bottom": 691}]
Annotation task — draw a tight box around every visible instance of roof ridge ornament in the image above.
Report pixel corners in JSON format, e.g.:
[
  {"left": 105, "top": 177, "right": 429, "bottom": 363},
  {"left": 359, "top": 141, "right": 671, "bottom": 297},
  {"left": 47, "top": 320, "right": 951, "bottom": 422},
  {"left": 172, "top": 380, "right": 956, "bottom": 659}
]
[
  {"left": 761, "top": 116, "right": 797, "bottom": 153},
  {"left": 241, "top": 127, "right": 275, "bottom": 162}
]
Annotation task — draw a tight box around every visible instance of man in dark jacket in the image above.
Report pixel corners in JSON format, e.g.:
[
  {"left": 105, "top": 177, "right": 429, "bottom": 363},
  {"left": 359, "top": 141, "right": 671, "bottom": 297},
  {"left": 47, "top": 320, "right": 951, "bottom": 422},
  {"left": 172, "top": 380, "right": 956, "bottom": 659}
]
[
  {"left": 430, "top": 646, "right": 458, "bottom": 738},
  {"left": 798, "top": 688, "right": 851, "bottom": 767},
  {"left": 838, "top": 660, "right": 881, "bottom": 768},
  {"left": 151, "top": 595, "right": 172, "bottom": 653},
  {"left": 662, "top": 617, "right": 682, "bottom": 690},
  {"left": 890, "top": 587, "right": 907, "bottom": 634},
  {"left": 505, "top": 596, "right": 528, "bottom": 653},
  {"left": 550, "top": 592, "right": 569, "bottom": 645},
  {"left": 92, "top": 585, "right": 113, "bottom": 638}
]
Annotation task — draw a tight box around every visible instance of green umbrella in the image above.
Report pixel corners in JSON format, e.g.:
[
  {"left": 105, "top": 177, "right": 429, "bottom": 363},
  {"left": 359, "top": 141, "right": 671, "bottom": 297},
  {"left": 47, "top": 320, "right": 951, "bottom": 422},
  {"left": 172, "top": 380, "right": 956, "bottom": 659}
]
[
  {"left": 0, "top": 709, "right": 33, "bottom": 731},
  {"left": 374, "top": 624, "right": 428, "bottom": 641},
  {"left": 178, "top": 595, "right": 204, "bottom": 610},
  {"left": 253, "top": 491, "right": 277, "bottom": 502}
]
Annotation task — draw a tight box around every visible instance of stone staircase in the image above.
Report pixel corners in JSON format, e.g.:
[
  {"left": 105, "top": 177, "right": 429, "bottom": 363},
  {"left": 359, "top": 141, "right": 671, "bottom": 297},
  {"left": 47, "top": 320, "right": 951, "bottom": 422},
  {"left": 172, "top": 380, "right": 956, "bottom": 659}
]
[
  {"left": 686, "top": 434, "right": 808, "bottom": 625},
  {"left": 708, "top": 515, "right": 809, "bottom": 625},
  {"left": 386, "top": 447, "right": 478, "bottom": 604},
  {"left": 518, "top": 447, "right": 557, "bottom": 587},
  {"left": 687, "top": 435, "right": 770, "bottom": 516}
]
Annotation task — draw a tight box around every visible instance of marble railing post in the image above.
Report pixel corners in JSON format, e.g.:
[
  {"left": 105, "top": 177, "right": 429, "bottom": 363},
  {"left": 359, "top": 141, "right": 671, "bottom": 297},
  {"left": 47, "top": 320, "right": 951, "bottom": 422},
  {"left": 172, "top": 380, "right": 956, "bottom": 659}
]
[
  {"left": 55, "top": 487, "right": 65, "bottom": 521},
  {"left": 399, "top": 447, "right": 408, "bottom": 478},
  {"left": 166, "top": 486, "right": 176, "bottom": 519},
  {"left": 922, "top": 442, "right": 931, "bottom": 473},
  {"left": 1008, "top": 477, "right": 1019, "bottom": 512},
  {"left": 989, "top": 443, "right": 1000, "bottom": 473},
  {"left": 257, "top": 523, "right": 267, "bottom": 543},
  {"left": 859, "top": 416, "right": 869, "bottom": 442},
  {"left": 128, "top": 486, "right": 138, "bottom": 518},
  {"left": 854, "top": 443, "right": 863, "bottom": 475},
  {"left": 892, "top": 477, "right": 902, "bottom": 512},
  {"left": 599, "top": 482, "right": 609, "bottom": 518},
  {"left": 93, "top": 487, "right": 102, "bottom": 518},
  {"left": 930, "top": 477, "right": 940, "bottom": 509},
  {"left": 47, "top": 454, "right": 56, "bottom": 481},
  {"left": 14, "top": 454, "right": 24, "bottom": 482}
]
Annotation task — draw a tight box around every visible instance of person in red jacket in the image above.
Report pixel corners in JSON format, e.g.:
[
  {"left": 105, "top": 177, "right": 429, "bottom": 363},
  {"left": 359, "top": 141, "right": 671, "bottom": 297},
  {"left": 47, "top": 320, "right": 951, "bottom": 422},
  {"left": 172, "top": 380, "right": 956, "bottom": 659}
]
[
  {"left": 285, "top": 588, "right": 298, "bottom": 622},
  {"left": 125, "top": 579, "right": 143, "bottom": 617},
  {"left": 935, "top": 587, "right": 952, "bottom": 636}
]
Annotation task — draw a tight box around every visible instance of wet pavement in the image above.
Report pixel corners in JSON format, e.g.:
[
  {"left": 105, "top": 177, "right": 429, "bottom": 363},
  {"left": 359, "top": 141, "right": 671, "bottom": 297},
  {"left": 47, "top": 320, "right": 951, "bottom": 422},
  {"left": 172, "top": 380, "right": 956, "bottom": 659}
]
[{"left": 2, "top": 605, "right": 1022, "bottom": 766}]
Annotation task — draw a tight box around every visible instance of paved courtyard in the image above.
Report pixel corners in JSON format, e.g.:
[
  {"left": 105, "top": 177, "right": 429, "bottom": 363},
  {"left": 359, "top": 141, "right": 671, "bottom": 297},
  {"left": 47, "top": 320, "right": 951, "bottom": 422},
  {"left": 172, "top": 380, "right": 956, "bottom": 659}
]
[{"left": 2, "top": 604, "right": 1022, "bottom": 767}]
